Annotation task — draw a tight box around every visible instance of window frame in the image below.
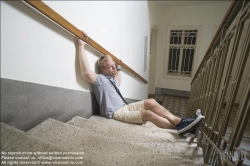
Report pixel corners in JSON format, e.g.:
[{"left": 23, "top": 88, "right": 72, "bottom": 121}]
[{"left": 163, "top": 25, "right": 203, "bottom": 80}]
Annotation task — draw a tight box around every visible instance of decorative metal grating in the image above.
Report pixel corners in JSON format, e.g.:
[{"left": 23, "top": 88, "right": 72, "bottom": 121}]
[{"left": 167, "top": 30, "right": 197, "bottom": 77}]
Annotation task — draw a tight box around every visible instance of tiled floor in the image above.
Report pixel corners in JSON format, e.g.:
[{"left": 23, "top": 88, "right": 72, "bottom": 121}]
[
  {"left": 151, "top": 94, "right": 250, "bottom": 136},
  {"left": 152, "top": 94, "right": 189, "bottom": 118},
  {"left": 149, "top": 95, "right": 250, "bottom": 165}
]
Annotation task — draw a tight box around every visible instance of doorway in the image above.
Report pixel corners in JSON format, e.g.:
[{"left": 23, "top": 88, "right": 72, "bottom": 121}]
[{"left": 148, "top": 26, "right": 158, "bottom": 95}]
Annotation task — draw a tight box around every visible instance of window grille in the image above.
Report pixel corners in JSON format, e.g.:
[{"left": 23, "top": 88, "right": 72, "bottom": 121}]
[{"left": 167, "top": 30, "right": 197, "bottom": 77}]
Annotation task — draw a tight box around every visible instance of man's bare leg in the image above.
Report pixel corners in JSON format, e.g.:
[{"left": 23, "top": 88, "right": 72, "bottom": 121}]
[
  {"left": 144, "top": 99, "right": 181, "bottom": 126},
  {"left": 141, "top": 110, "right": 176, "bottom": 129},
  {"left": 141, "top": 99, "right": 205, "bottom": 135}
]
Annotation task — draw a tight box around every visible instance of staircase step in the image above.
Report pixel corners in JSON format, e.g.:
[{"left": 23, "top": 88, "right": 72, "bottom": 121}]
[
  {"left": 89, "top": 115, "right": 201, "bottom": 143},
  {"left": 89, "top": 115, "right": 176, "bottom": 137},
  {"left": 70, "top": 116, "right": 176, "bottom": 141},
  {"left": 89, "top": 115, "right": 201, "bottom": 142},
  {"left": 1, "top": 123, "right": 98, "bottom": 166},
  {"left": 28, "top": 118, "right": 205, "bottom": 165},
  {"left": 68, "top": 116, "right": 204, "bottom": 163}
]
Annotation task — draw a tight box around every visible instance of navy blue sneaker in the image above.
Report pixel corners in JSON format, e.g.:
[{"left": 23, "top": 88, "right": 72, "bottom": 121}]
[
  {"left": 193, "top": 109, "right": 201, "bottom": 118},
  {"left": 177, "top": 115, "right": 204, "bottom": 135},
  {"left": 189, "top": 127, "right": 198, "bottom": 135},
  {"left": 189, "top": 109, "right": 202, "bottom": 134}
]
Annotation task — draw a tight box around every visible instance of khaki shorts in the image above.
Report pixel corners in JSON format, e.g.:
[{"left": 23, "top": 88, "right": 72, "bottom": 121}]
[{"left": 113, "top": 100, "right": 145, "bottom": 124}]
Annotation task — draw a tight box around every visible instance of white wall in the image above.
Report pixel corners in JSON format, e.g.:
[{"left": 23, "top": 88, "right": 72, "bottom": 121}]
[
  {"left": 1, "top": 1, "right": 150, "bottom": 100},
  {"left": 147, "top": 1, "right": 161, "bottom": 27},
  {"left": 154, "top": 2, "right": 232, "bottom": 91}
]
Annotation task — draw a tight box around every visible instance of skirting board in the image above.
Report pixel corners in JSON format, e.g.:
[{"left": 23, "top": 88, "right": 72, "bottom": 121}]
[
  {"left": 1, "top": 78, "right": 139, "bottom": 131},
  {"left": 155, "top": 87, "right": 190, "bottom": 98}
]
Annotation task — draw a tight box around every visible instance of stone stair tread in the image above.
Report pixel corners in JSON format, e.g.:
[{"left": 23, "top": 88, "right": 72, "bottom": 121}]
[
  {"left": 68, "top": 116, "right": 204, "bottom": 163},
  {"left": 69, "top": 116, "right": 176, "bottom": 142},
  {"left": 89, "top": 115, "right": 199, "bottom": 142},
  {"left": 28, "top": 118, "right": 205, "bottom": 165},
  {"left": 1, "top": 123, "right": 100, "bottom": 166},
  {"left": 89, "top": 115, "right": 177, "bottom": 134}
]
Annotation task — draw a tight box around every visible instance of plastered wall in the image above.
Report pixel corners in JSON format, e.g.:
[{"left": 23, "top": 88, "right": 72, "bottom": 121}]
[
  {"left": 1, "top": 1, "right": 233, "bottom": 99},
  {"left": 154, "top": 2, "right": 232, "bottom": 92},
  {"left": 1, "top": 1, "right": 150, "bottom": 100}
]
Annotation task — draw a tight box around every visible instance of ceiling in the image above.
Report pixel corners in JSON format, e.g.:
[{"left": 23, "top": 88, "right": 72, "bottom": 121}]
[{"left": 154, "top": 1, "right": 232, "bottom": 8}]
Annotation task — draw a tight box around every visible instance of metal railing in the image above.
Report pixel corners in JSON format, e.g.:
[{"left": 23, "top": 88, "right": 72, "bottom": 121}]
[{"left": 188, "top": 0, "right": 250, "bottom": 165}]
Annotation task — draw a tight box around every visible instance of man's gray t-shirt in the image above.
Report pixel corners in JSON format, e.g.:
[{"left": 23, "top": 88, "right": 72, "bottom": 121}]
[{"left": 92, "top": 73, "right": 124, "bottom": 118}]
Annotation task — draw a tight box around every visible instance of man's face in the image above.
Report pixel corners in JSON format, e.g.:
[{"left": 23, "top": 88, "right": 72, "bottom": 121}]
[{"left": 101, "top": 59, "right": 117, "bottom": 76}]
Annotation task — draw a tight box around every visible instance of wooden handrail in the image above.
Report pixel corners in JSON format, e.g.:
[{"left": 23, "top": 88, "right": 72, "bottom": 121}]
[{"left": 23, "top": 0, "right": 148, "bottom": 84}]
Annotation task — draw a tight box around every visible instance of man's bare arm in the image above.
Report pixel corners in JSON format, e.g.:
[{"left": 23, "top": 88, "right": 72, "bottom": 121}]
[
  {"left": 116, "top": 62, "right": 122, "bottom": 86},
  {"left": 78, "top": 32, "right": 97, "bottom": 84}
]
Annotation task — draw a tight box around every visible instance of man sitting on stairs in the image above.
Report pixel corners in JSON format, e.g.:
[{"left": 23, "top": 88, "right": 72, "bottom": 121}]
[{"left": 78, "top": 31, "right": 204, "bottom": 135}]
